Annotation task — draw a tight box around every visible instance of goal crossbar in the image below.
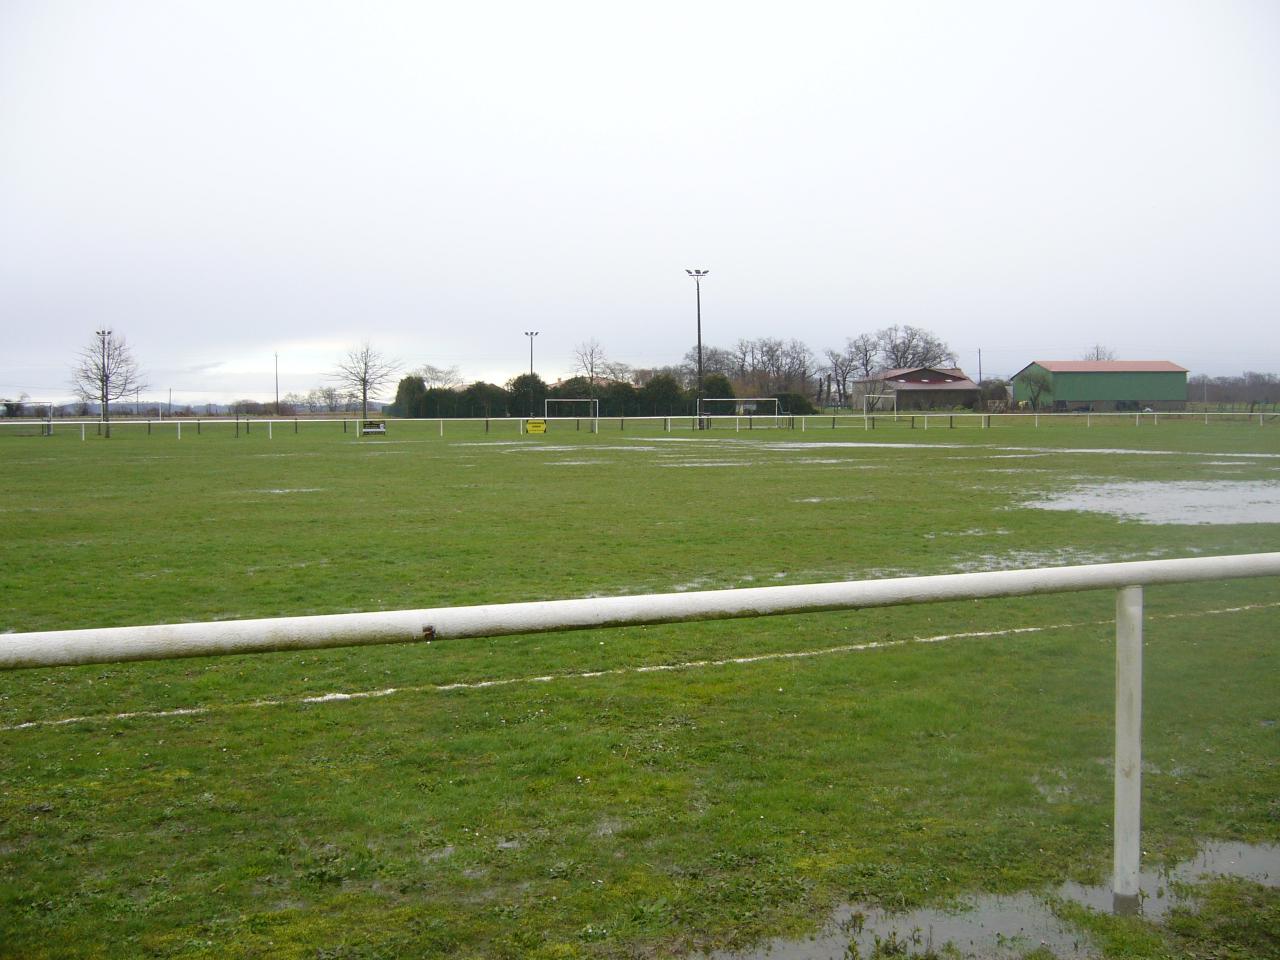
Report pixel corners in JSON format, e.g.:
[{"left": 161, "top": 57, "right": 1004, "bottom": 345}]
[
  {"left": 862, "top": 393, "right": 897, "bottom": 416},
  {"left": 697, "top": 397, "right": 780, "bottom": 417},
  {"left": 544, "top": 398, "right": 599, "bottom": 419}
]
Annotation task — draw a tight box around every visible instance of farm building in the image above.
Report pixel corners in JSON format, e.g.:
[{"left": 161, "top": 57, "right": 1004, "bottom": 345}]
[
  {"left": 848, "top": 367, "right": 980, "bottom": 411},
  {"left": 1011, "top": 361, "right": 1188, "bottom": 411}
]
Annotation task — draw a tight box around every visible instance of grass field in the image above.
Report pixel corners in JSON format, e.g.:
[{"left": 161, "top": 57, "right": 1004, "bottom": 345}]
[{"left": 1, "top": 417, "right": 1278, "bottom": 959}]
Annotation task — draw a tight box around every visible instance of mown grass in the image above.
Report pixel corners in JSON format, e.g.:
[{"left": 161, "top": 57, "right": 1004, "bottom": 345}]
[{"left": 1, "top": 417, "right": 1277, "bottom": 959}]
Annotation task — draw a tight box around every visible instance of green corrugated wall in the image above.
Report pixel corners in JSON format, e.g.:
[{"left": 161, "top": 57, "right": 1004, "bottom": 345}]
[{"left": 1012, "top": 364, "right": 1187, "bottom": 408}]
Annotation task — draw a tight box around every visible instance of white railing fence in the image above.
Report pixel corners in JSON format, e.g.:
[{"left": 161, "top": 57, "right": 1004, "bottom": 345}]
[
  {"left": 0, "top": 409, "right": 1274, "bottom": 440},
  {"left": 4, "top": 553, "right": 1279, "bottom": 910}
]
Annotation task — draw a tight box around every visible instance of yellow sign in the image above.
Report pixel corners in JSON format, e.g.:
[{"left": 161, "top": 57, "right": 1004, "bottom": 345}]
[{"left": 526, "top": 419, "right": 547, "bottom": 434}]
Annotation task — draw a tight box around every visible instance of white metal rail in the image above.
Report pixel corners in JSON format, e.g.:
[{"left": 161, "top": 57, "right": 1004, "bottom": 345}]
[
  {"left": 0, "top": 409, "right": 1275, "bottom": 438},
  {"left": 4, "top": 553, "right": 1279, "bottom": 908}
]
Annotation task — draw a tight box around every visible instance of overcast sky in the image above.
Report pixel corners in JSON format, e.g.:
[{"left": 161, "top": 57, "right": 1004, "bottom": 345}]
[{"left": 2, "top": 0, "right": 1278, "bottom": 404}]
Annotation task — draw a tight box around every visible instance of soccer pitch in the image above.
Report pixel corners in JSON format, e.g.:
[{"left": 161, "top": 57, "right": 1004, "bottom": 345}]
[{"left": 2, "top": 418, "right": 1278, "bottom": 959}]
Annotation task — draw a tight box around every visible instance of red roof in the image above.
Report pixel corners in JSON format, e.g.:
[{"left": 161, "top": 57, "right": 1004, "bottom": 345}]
[
  {"left": 1031, "top": 361, "right": 1187, "bottom": 373},
  {"left": 874, "top": 366, "right": 968, "bottom": 380}
]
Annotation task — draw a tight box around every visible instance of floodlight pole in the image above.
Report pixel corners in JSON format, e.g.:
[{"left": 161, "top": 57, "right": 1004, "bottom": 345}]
[
  {"left": 274, "top": 352, "right": 280, "bottom": 415},
  {"left": 524, "top": 331, "right": 538, "bottom": 377},
  {"left": 524, "top": 331, "right": 539, "bottom": 417},
  {"left": 685, "top": 270, "right": 709, "bottom": 426}
]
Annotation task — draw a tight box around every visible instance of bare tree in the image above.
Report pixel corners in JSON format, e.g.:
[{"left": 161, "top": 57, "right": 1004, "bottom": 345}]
[
  {"left": 71, "top": 331, "right": 144, "bottom": 437},
  {"left": 875, "top": 325, "right": 955, "bottom": 370},
  {"left": 681, "top": 345, "right": 735, "bottom": 386},
  {"left": 332, "top": 342, "right": 400, "bottom": 419},
  {"left": 602, "top": 359, "right": 633, "bottom": 382},
  {"left": 1021, "top": 369, "right": 1054, "bottom": 410},
  {"left": 1082, "top": 344, "right": 1116, "bottom": 361},
  {"left": 847, "top": 334, "right": 879, "bottom": 380},
  {"left": 572, "top": 339, "right": 609, "bottom": 396},
  {"left": 778, "top": 339, "right": 814, "bottom": 394},
  {"left": 418, "top": 364, "right": 463, "bottom": 389},
  {"left": 822, "top": 349, "right": 856, "bottom": 407}
]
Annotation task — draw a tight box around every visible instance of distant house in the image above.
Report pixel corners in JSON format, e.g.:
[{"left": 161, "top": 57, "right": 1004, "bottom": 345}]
[
  {"left": 848, "top": 367, "right": 981, "bottom": 411},
  {"left": 1011, "top": 361, "right": 1188, "bottom": 412}
]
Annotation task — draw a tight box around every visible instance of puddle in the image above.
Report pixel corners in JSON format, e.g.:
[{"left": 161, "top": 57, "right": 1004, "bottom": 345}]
[
  {"left": 760, "top": 442, "right": 965, "bottom": 451},
  {"left": 660, "top": 461, "right": 752, "bottom": 468},
  {"left": 924, "top": 528, "right": 1011, "bottom": 539},
  {"left": 810, "top": 463, "right": 882, "bottom": 470},
  {"left": 1028, "top": 481, "right": 1280, "bottom": 525},
  {"left": 704, "top": 842, "right": 1280, "bottom": 960},
  {"left": 1060, "top": 841, "right": 1280, "bottom": 922},
  {"left": 948, "top": 547, "right": 1134, "bottom": 572},
  {"left": 506, "top": 444, "right": 658, "bottom": 453},
  {"left": 724, "top": 894, "right": 1095, "bottom": 960}
]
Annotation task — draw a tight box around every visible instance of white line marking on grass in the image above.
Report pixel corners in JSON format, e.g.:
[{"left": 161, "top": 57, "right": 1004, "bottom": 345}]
[{"left": 5, "top": 602, "right": 1277, "bottom": 734}]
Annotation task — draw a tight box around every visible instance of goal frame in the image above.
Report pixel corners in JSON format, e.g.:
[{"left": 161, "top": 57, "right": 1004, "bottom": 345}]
[
  {"left": 0, "top": 399, "right": 57, "bottom": 436},
  {"left": 862, "top": 393, "right": 898, "bottom": 417},
  {"left": 544, "top": 398, "right": 600, "bottom": 420},
  {"left": 697, "top": 396, "right": 781, "bottom": 418}
]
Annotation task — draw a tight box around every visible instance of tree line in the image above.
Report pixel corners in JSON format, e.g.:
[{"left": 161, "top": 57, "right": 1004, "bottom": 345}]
[
  {"left": 387, "top": 371, "right": 821, "bottom": 418},
  {"left": 1188, "top": 372, "right": 1280, "bottom": 410},
  {"left": 388, "top": 325, "right": 959, "bottom": 417},
  {"left": 38, "top": 328, "right": 1277, "bottom": 428}
]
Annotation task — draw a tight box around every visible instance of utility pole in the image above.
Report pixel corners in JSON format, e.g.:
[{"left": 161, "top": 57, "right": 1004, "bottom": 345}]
[{"left": 275, "top": 352, "right": 280, "bottom": 415}]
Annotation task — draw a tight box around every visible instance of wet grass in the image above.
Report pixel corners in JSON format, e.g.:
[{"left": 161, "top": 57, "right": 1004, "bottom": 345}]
[{"left": 1, "top": 417, "right": 1277, "bottom": 958}]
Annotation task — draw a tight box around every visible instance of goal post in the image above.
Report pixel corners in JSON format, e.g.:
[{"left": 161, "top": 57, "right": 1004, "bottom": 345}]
[
  {"left": 698, "top": 397, "right": 782, "bottom": 427},
  {"left": 544, "top": 398, "right": 600, "bottom": 420},
  {"left": 0, "top": 399, "right": 57, "bottom": 437},
  {"left": 862, "top": 393, "right": 897, "bottom": 417}
]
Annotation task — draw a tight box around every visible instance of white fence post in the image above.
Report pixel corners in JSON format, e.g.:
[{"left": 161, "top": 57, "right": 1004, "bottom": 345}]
[{"left": 1114, "top": 584, "right": 1143, "bottom": 907}]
